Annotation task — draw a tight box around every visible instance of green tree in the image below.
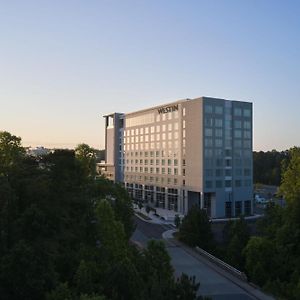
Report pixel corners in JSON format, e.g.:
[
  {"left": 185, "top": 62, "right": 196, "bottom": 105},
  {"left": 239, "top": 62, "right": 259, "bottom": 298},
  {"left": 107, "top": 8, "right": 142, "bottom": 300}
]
[
  {"left": 46, "top": 283, "right": 72, "bottom": 300},
  {"left": 0, "top": 132, "right": 204, "bottom": 300},
  {"left": 223, "top": 217, "right": 250, "bottom": 270},
  {"left": 174, "top": 274, "right": 200, "bottom": 300},
  {"left": 179, "top": 206, "right": 214, "bottom": 251},
  {"left": 141, "top": 240, "right": 175, "bottom": 300},
  {"left": 75, "top": 143, "right": 97, "bottom": 178},
  {"left": 280, "top": 147, "right": 300, "bottom": 205},
  {"left": 0, "top": 131, "right": 25, "bottom": 176},
  {"left": 243, "top": 236, "right": 276, "bottom": 286}
]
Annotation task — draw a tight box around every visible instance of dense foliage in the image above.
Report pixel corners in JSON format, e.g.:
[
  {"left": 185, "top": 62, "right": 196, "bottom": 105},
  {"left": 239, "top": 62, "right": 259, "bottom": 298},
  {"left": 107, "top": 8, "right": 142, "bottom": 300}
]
[
  {"left": 253, "top": 150, "right": 288, "bottom": 185},
  {"left": 246, "top": 147, "right": 300, "bottom": 299},
  {"left": 178, "top": 207, "right": 214, "bottom": 251},
  {"left": 0, "top": 131, "right": 206, "bottom": 300},
  {"left": 176, "top": 147, "right": 300, "bottom": 299}
]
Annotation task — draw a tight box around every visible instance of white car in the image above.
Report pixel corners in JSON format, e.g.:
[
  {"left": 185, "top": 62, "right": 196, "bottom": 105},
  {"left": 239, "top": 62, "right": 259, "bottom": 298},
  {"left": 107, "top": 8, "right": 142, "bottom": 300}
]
[{"left": 255, "top": 196, "right": 268, "bottom": 204}]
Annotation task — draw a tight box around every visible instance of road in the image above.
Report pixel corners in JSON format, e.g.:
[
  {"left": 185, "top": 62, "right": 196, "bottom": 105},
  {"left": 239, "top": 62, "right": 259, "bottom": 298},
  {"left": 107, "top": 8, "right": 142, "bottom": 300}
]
[{"left": 131, "top": 216, "right": 274, "bottom": 300}]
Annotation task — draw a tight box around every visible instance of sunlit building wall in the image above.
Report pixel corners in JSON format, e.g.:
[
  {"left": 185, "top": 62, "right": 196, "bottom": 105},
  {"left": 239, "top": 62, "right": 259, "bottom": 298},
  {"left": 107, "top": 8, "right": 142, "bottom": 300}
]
[{"left": 101, "top": 97, "right": 253, "bottom": 218}]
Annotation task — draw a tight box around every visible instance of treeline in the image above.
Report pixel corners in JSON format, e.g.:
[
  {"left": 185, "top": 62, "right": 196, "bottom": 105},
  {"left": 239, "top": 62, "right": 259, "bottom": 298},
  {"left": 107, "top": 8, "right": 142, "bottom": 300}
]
[
  {"left": 253, "top": 150, "right": 288, "bottom": 185},
  {"left": 0, "top": 131, "right": 206, "bottom": 300},
  {"left": 178, "top": 147, "right": 300, "bottom": 299}
]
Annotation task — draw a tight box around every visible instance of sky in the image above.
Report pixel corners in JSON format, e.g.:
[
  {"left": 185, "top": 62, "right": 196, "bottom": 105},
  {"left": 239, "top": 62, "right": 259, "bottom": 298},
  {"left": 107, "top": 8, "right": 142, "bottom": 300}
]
[{"left": 0, "top": 0, "right": 299, "bottom": 151}]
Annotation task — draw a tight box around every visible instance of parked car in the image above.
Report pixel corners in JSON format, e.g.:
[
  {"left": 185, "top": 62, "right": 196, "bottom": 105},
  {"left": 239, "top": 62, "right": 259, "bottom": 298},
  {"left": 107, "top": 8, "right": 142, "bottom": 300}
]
[{"left": 255, "top": 194, "right": 268, "bottom": 204}]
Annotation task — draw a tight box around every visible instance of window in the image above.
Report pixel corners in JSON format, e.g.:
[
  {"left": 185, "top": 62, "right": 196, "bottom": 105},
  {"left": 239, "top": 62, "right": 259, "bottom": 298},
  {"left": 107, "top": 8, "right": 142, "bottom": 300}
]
[
  {"left": 235, "top": 180, "right": 241, "bottom": 187},
  {"left": 225, "top": 159, "right": 231, "bottom": 167},
  {"left": 225, "top": 169, "right": 232, "bottom": 176},
  {"left": 234, "top": 140, "right": 242, "bottom": 147},
  {"left": 215, "top": 129, "right": 222, "bottom": 137},
  {"left": 234, "top": 120, "right": 242, "bottom": 128},
  {"left": 244, "top": 200, "right": 251, "bottom": 215},
  {"left": 174, "top": 168, "right": 178, "bottom": 175},
  {"left": 168, "top": 124, "right": 172, "bottom": 131},
  {"left": 234, "top": 130, "right": 242, "bottom": 138},
  {"left": 225, "top": 120, "right": 232, "bottom": 129},
  {"left": 205, "top": 138, "right": 213, "bottom": 147},
  {"left": 216, "top": 158, "right": 223, "bottom": 167},
  {"left": 244, "top": 121, "right": 251, "bottom": 129},
  {"left": 205, "top": 117, "right": 213, "bottom": 126},
  {"left": 244, "top": 109, "right": 251, "bottom": 117},
  {"left": 205, "top": 128, "right": 213, "bottom": 137},
  {"left": 235, "top": 201, "right": 242, "bottom": 216},
  {"left": 244, "top": 130, "right": 251, "bottom": 139},
  {"left": 225, "top": 202, "right": 232, "bottom": 218},
  {"left": 205, "top": 158, "right": 213, "bottom": 166},
  {"left": 225, "top": 149, "right": 231, "bottom": 156},
  {"left": 215, "top": 169, "right": 223, "bottom": 177},
  {"left": 205, "top": 149, "right": 213, "bottom": 157},
  {"left": 215, "top": 118, "right": 223, "bottom": 127},
  {"left": 215, "top": 106, "right": 223, "bottom": 114},
  {"left": 244, "top": 140, "right": 251, "bottom": 148},
  {"left": 225, "top": 180, "right": 232, "bottom": 188},
  {"left": 234, "top": 108, "right": 242, "bottom": 116},
  {"left": 205, "top": 105, "right": 213, "bottom": 114},
  {"left": 215, "top": 139, "right": 223, "bottom": 147},
  {"left": 215, "top": 149, "right": 223, "bottom": 156},
  {"left": 205, "top": 169, "right": 213, "bottom": 176}
]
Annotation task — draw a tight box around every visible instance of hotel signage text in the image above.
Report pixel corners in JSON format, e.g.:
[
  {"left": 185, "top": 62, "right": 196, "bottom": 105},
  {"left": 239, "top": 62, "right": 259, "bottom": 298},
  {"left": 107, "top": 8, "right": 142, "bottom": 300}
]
[{"left": 157, "top": 104, "right": 179, "bottom": 114}]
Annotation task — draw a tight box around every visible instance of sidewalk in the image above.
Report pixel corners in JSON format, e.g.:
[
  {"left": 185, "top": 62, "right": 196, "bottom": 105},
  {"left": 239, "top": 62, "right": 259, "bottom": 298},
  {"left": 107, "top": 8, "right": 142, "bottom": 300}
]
[{"left": 134, "top": 204, "right": 263, "bottom": 224}]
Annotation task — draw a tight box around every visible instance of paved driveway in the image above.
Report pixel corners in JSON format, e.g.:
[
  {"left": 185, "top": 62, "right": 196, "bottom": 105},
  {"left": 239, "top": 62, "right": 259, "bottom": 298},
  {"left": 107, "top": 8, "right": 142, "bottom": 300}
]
[{"left": 132, "top": 216, "right": 274, "bottom": 300}]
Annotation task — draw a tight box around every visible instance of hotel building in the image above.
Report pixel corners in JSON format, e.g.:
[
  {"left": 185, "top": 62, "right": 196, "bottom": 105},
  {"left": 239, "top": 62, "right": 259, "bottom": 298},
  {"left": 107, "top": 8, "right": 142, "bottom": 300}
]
[{"left": 100, "top": 97, "right": 253, "bottom": 218}]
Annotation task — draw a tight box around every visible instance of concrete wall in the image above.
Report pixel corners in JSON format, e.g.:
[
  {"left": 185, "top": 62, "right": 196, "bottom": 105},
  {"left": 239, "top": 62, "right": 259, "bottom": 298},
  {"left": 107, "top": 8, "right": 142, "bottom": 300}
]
[{"left": 185, "top": 99, "right": 203, "bottom": 192}]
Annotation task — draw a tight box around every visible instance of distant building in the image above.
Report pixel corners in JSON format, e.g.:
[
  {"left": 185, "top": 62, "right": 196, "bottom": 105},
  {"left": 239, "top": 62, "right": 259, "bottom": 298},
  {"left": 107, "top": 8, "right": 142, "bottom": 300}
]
[
  {"left": 100, "top": 97, "right": 253, "bottom": 218},
  {"left": 26, "top": 146, "right": 51, "bottom": 157}
]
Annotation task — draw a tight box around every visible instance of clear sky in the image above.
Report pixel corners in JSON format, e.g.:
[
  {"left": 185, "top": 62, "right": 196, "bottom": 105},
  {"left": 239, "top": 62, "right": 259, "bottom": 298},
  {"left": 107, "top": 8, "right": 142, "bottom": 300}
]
[{"left": 1, "top": 0, "right": 299, "bottom": 151}]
